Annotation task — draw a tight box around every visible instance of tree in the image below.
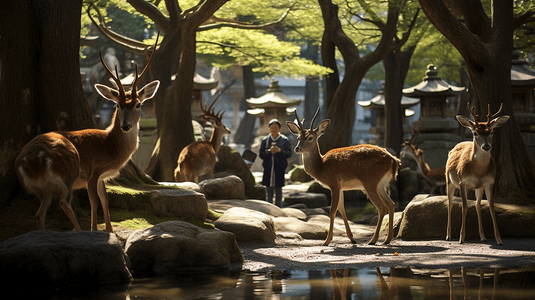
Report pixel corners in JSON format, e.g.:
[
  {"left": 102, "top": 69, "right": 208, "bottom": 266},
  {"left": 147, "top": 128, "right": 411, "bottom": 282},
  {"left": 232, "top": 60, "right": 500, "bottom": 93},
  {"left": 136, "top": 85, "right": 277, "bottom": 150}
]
[
  {"left": 0, "top": 0, "right": 93, "bottom": 208},
  {"left": 418, "top": 0, "right": 535, "bottom": 203},
  {"left": 87, "top": 0, "right": 330, "bottom": 181},
  {"left": 318, "top": 0, "right": 418, "bottom": 150}
]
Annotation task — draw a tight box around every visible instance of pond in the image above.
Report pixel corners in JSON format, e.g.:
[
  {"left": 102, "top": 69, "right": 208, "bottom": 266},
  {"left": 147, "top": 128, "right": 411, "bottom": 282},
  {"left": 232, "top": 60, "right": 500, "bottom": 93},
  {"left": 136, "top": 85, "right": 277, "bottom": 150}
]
[{"left": 29, "top": 266, "right": 535, "bottom": 300}]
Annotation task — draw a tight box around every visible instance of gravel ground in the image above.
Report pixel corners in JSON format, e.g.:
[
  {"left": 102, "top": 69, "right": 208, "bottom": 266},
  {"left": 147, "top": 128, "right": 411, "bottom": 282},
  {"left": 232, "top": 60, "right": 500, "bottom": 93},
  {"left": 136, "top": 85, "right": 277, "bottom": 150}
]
[{"left": 239, "top": 233, "right": 535, "bottom": 272}]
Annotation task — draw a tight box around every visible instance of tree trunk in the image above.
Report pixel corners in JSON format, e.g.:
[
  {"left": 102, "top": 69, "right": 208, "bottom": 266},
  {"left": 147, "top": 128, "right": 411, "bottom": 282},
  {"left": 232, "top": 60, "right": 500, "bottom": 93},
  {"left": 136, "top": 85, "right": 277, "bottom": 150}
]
[
  {"left": 383, "top": 46, "right": 416, "bottom": 155},
  {"left": 0, "top": 0, "right": 93, "bottom": 208},
  {"left": 419, "top": 0, "right": 535, "bottom": 203},
  {"left": 233, "top": 66, "right": 257, "bottom": 149}
]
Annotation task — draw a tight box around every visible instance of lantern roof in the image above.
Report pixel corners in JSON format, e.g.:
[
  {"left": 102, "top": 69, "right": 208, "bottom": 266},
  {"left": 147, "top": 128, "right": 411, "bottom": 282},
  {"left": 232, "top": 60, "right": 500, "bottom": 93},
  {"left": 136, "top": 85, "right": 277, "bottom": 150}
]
[
  {"left": 403, "top": 64, "right": 466, "bottom": 97},
  {"left": 358, "top": 85, "right": 419, "bottom": 108},
  {"left": 511, "top": 51, "right": 535, "bottom": 87},
  {"left": 247, "top": 80, "right": 301, "bottom": 108}
]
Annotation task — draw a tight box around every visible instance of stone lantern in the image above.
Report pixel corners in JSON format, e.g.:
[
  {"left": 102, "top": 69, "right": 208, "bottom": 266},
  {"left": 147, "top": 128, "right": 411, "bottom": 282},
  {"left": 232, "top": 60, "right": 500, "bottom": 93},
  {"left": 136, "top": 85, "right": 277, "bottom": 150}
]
[
  {"left": 402, "top": 64, "right": 466, "bottom": 168},
  {"left": 510, "top": 51, "right": 535, "bottom": 159},
  {"left": 246, "top": 80, "right": 301, "bottom": 136},
  {"left": 358, "top": 86, "right": 419, "bottom": 146}
]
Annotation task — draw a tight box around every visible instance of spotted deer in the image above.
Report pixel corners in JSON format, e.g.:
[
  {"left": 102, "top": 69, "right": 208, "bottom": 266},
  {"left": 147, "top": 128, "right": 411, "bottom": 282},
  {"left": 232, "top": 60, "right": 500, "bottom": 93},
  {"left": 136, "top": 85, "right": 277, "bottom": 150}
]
[
  {"left": 174, "top": 91, "right": 230, "bottom": 183},
  {"left": 287, "top": 108, "right": 401, "bottom": 246},
  {"left": 15, "top": 35, "right": 161, "bottom": 232},
  {"left": 446, "top": 103, "right": 509, "bottom": 245}
]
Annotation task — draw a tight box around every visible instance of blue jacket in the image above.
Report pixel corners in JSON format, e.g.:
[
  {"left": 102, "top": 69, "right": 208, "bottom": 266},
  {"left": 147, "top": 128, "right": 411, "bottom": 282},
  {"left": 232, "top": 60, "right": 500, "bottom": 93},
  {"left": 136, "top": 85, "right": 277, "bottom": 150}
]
[{"left": 259, "top": 134, "right": 292, "bottom": 187}]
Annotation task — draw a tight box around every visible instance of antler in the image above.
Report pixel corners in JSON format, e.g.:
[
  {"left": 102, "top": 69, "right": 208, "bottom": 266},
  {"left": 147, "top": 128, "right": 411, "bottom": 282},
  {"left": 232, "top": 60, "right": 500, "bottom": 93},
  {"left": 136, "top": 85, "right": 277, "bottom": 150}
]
[
  {"left": 467, "top": 102, "right": 480, "bottom": 124},
  {"left": 200, "top": 90, "right": 224, "bottom": 122},
  {"left": 487, "top": 103, "right": 504, "bottom": 124},
  {"left": 294, "top": 110, "right": 304, "bottom": 130},
  {"left": 131, "top": 31, "right": 160, "bottom": 97},
  {"left": 100, "top": 53, "right": 125, "bottom": 99},
  {"left": 310, "top": 107, "right": 320, "bottom": 129}
]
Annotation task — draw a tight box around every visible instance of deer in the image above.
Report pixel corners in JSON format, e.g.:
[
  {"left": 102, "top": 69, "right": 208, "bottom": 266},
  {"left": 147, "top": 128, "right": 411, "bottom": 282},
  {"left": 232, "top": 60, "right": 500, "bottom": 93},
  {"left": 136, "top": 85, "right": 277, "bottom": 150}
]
[
  {"left": 174, "top": 91, "right": 231, "bottom": 183},
  {"left": 400, "top": 123, "right": 446, "bottom": 194},
  {"left": 445, "top": 103, "right": 509, "bottom": 245},
  {"left": 287, "top": 108, "right": 401, "bottom": 246},
  {"left": 15, "top": 35, "right": 161, "bottom": 232}
]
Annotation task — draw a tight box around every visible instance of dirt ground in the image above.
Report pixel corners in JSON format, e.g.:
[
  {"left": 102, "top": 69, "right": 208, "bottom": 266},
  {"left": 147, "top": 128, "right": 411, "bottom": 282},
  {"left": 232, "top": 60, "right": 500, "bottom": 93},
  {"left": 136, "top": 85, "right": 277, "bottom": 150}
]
[{"left": 238, "top": 230, "right": 535, "bottom": 272}]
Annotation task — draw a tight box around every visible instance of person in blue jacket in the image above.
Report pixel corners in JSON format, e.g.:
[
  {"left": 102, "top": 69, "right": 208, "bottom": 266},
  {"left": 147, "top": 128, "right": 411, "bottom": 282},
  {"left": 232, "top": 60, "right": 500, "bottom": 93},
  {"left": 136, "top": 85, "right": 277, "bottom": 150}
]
[{"left": 259, "top": 119, "right": 292, "bottom": 207}]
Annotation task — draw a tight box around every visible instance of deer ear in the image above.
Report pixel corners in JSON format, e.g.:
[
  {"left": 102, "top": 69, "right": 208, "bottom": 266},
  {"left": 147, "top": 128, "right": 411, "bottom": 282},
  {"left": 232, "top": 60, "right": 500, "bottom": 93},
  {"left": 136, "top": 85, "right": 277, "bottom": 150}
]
[
  {"left": 456, "top": 115, "right": 474, "bottom": 129},
  {"left": 286, "top": 121, "right": 301, "bottom": 135},
  {"left": 316, "top": 119, "right": 330, "bottom": 137},
  {"left": 138, "top": 80, "right": 160, "bottom": 103},
  {"left": 95, "top": 84, "right": 120, "bottom": 104},
  {"left": 489, "top": 115, "right": 510, "bottom": 129}
]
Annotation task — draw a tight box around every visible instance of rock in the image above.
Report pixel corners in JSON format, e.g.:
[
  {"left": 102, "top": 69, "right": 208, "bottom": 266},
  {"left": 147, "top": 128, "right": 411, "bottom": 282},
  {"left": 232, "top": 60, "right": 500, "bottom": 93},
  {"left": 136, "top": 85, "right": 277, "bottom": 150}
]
[
  {"left": 281, "top": 207, "right": 307, "bottom": 220},
  {"left": 159, "top": 181, "right": 204, "bottom": 193},
  {"left": 397, "top": 195, "right": 535, "bottom": 241},
  {"left": 0, "top": 231, "right": 131, "bottom": 290},
  {"left": 284, "top": 192, "right": 329, "bottom": 208},
  {"left": 150, "top": 188, "right": 208, "bottom": 222},
  {"left": 214, "top": 145, "right": 259, "bottom": 199},
  {"left": 288, "top": 165, "right": 313, "bottom": 182},
  {"left": 214, "top": 207, "right": 276, "bottom": 244},
  {"left": 273, "top": 216, "right": 328, "bottom": 240},
  {"left": 208, "top": 199, "right": 287, "bottom": 217},
  {"left": 199, "top": 175, "right": 245, "bottom": 200},
  {"left": 125, "top": 221, "right": 243, "bottom": 276}
]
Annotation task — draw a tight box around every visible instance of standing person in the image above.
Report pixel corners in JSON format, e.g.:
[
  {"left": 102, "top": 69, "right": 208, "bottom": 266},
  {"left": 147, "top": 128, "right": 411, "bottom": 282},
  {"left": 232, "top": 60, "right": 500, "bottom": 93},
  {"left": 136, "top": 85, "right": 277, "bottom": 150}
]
[{"left": 259, "top": 119, "right": 292, "bottom": 207}]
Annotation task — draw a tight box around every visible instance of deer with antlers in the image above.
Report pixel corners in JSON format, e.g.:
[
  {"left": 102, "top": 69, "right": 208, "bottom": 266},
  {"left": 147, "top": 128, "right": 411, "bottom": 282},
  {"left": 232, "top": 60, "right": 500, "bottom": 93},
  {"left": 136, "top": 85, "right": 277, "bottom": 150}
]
[
  {"left": 174, "top": 91, "right": 230, "bottom": 183},
  {"left": 287, "top": 108, "right": 401, "bottom": 246},
  {"left": 446, "top": 103, "right": 509, "bottom": 245},
  {"left": 401, "top": 123, "right": 446, "bottom": 194},
  {"left": 15, "top": 35, "right": 161, "bottom": 232}
]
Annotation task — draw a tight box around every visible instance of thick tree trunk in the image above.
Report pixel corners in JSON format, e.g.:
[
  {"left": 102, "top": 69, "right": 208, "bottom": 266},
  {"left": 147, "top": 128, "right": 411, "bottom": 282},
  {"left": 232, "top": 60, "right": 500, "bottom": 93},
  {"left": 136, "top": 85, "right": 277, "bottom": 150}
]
[
  {"left": 233, "top": 66, "right": 257, "bottom": 149},
  {"left": 0, "top": 0, "right": 93, "bottom": 208},
  {"left": 383, "top": 46, "right": 416, "bottom": 155}
]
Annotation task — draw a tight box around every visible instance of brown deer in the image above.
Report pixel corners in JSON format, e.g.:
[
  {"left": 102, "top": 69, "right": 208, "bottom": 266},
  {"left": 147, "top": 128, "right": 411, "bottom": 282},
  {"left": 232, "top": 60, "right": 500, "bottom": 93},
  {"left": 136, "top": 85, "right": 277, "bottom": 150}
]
[
  {"left": 15, "top": 35, "right": 161, "bottom": 232},
  {"left": 446, "top": 103, "right": 509, "bottom": 245},
  {"left": 401, "top": 124, "right": 446, "bottom": 194},
  {"left": 287, "top": 108, "right": 401, "bottom": 246},
  {"left": 174, "top": 91, "right": 230, "bottom": 183}
]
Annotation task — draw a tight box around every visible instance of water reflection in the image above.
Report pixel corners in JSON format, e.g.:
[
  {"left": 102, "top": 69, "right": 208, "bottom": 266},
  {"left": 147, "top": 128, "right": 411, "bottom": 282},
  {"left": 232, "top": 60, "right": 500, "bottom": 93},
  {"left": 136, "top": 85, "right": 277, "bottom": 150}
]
[{"left": 17, "top": 266, "right": 535, "bottom": 299}]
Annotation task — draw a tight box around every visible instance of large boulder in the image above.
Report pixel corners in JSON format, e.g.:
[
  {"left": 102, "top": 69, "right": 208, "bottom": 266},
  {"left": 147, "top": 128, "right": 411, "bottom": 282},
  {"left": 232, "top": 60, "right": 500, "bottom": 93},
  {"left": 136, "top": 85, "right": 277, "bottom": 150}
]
[
  {"left": 214, "top": 145, "right": 260, "bottom": 198},
  {"left": 150, "top": 188, "right": 208, "bottom": 222},
  {"left": 397, "top": 195, "right": 535, "bottom": 241},
  {"left": 284, "top": 192, "right": 329, "bottom": 208},
  {"left": 199, "top": 175, "right": 245, "bottom": 200},
  {"left": 125, "top": 221, "right": 243, "bottom": 276},
  {"left": 214, "top": 207, "right": 276, "bottom": 244},
  {"left": 288, "top": 165, "right": 313, "bottom": 182},
  {"left": 0, "top": 231, "right": 131, "bottom": 290},
  {"left": 273, "top": 216, "right": 328, "bottom": 240}
]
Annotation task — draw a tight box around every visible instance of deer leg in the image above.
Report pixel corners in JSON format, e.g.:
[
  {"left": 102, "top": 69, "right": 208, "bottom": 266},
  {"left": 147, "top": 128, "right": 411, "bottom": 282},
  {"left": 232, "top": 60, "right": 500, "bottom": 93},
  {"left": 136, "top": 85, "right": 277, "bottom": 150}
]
[
  {"left": 97, "top": 179, "right": 113, "bottom": 232},
  {"left": 35, "top": 193, "right": 52, "bottom": 230},
  {"left": 366, "top": 189, "right": 386, "bottom": 245},
  {"left": 87, "top": 178, "right": 100, "bottom": 231},
  {"left": 486, "top": 185, "right": 502, "bottom": 245},
  {"left": 446, "top": 178, "right": 455, "bottom": 241},
  {"left": 475, "top": 188, "right": 486, "bottom": 242},
  {"left": 323, "top": 187, "right": 340, "bottom": 246},
  {"left": 336, "top": 194, "right": 356, "bottom": 244},
  {"left": 378, "top": 185, "right": 396, "bottom": 244},
  {"left": 60, "top": 187, "right": 82, "bottom": 231},
  {"left": 459, "top": 185, "right": 468, "bottom": 244}
]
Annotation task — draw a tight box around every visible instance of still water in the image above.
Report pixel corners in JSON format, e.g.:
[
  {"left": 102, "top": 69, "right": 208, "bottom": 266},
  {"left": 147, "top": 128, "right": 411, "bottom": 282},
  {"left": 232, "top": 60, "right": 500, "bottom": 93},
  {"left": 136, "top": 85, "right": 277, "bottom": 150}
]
[{"left": 36, "top": 267, "right": 535, "bottom": 299}]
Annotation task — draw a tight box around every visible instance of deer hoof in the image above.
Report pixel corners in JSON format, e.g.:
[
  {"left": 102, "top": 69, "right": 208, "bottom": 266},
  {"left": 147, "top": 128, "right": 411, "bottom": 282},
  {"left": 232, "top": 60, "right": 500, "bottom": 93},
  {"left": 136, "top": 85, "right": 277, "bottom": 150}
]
[
  {"left": 367, "top": 240, "right": 377, "bottom": 246},
  {"left": 481, "top": 238, "right": 487, "bottom": 242}
]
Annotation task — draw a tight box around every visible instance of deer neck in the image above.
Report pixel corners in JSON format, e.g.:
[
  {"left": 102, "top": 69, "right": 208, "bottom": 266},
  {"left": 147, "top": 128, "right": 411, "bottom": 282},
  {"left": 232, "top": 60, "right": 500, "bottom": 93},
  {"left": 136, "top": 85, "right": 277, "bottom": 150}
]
[
  {"left": 414, "top": 153, "right": 432, "bottom": 176},
  {"left": 209, "top": 126, "right": 224, "bottom": 154},
  {"left": 470, "top": 144, "right": 492, "bottom": 169},
  {"left": 302, "top": 142, "right": 324, "bottom": 178}
]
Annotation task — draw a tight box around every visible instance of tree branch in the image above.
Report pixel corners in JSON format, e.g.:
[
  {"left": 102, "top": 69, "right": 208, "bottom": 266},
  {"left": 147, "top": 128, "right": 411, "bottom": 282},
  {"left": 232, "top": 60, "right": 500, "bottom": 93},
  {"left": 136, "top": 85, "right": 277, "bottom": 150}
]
[
  {"left": 127, "top": 0, "right": 170, "bottom": 32},
  {"left": 198, "top": 40, "right": 261, "bottom": 64}
]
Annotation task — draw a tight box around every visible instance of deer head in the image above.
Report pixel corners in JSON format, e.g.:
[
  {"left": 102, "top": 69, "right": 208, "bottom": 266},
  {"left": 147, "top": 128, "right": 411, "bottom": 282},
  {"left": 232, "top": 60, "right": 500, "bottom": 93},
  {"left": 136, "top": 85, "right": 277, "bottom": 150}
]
[
  {"left": 287, "top": 108, "right": 330, "bottom": 154},
  {"left": 199, "top": 90, "right": 231, "bottom": 137},
  {"left": 94, "top": 33, "right": 161, "bottom": 132},
  {"left": 457, "top": 103, "right": 510, "bottom": 152}
]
